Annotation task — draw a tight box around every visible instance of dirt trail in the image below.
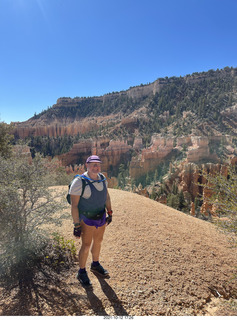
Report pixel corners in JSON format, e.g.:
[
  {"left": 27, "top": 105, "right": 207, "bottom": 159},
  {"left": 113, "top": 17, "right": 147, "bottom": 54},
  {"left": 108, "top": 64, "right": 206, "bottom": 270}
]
[{"left": 1, "top": 187, "right": 237, "bottom": 316}]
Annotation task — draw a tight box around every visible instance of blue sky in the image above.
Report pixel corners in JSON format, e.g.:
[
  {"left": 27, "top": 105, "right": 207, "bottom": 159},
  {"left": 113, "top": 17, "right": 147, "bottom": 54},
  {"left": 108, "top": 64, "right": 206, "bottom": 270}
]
[{"left": 0, "top": 0, "right": 237, "bottom": 124}]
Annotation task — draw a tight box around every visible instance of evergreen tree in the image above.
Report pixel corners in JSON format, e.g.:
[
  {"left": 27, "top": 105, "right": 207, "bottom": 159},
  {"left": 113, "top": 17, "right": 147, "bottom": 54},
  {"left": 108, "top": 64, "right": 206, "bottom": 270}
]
[
  {"left": 178, "top": 190, "right": 186, "bottom": 211},
  {"left": 200, "top": 166, "right": 237, "bottom": 236},
  {"left": 0, "top": 122, "right": 13, "bottom": 158},
  {"left": 167, "top": 194, "right": 179, "bottom": 209}
]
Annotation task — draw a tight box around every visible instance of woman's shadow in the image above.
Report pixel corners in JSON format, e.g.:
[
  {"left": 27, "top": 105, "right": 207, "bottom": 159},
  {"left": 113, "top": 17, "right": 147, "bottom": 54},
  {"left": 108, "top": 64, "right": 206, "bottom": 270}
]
[{"left": 85, "top": 275, "right": 129, "bottom": 316}]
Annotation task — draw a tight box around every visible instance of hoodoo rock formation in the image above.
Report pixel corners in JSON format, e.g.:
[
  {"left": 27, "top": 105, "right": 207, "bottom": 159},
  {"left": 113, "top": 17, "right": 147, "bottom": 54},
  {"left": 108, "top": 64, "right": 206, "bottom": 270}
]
[
  {"left": 57, "top": 133, "right": 236, "bottom": 192},
  {"left": 59, "top": 138, "right": 132, "bottom": 175},
  {"left": 187, "top": 136, "right": 210, "bottom": 162},
  {"left": 129, "top": 134, "right": 235, "bottom": 180},
  {"left": 130, "top": 135, "right": 175, "bottom": 178},
  {"left": 59, "top": 140, "right": 94, "bottom": 166},
  {"left": 56, "top": 133, "right": 237, "bottom": 218},
  {"left": 160, "top": 161, "right": 231, "bottom": 216},
  {"left": 13, "top": 119, "right": 100, "bottom": 139},
  {"left": 95, "top": 140, "right": 132, "bottom": 173}
]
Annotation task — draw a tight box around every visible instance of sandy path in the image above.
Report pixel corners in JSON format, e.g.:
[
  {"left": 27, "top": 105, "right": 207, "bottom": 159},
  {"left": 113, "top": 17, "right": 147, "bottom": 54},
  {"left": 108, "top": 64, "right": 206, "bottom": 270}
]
[{"left": 57, "top": 188, "right": 237, "bottom": 316}]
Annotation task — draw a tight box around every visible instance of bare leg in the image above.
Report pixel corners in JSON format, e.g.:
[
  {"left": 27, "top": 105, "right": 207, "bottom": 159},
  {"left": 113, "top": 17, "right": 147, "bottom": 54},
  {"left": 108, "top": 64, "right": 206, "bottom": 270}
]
[
  {"left": 91, "top": 224, "right": 106, "bottom": 262},
  {"left": 79, "top": 221, "right": 95, "bottom": 269}
]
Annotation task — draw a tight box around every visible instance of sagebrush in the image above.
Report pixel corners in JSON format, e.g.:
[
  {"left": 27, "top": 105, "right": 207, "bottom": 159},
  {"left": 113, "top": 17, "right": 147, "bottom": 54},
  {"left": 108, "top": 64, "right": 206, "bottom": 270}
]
[{"left": 0, "top": 148, "right": 68, "bottom": 287}]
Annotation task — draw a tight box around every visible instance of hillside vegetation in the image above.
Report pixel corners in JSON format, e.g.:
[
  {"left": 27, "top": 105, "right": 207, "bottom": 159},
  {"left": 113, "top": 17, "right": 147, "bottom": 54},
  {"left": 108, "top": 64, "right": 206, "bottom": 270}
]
[{"left": 14, "top": 67, "right": 237, "bottom": 156}]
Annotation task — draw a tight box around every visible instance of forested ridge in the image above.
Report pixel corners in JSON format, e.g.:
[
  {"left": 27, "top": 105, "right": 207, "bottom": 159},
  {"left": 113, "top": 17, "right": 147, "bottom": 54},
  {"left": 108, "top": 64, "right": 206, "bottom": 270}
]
[
  {"left": 33, "top": 66, "right": 236, "bottom": 121},
  {"left": 14, "top": 66, "right": 237, "bottom": 157}
]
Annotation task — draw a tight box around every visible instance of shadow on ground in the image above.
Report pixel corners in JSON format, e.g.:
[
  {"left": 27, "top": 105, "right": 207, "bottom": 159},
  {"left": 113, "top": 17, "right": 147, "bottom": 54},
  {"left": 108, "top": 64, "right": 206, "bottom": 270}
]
[
  {"left": 85, "top": 274, "right": 129, "bottom": 316},
  {"left": 0, "top": 267, "right": 86, "bottom": 316}
]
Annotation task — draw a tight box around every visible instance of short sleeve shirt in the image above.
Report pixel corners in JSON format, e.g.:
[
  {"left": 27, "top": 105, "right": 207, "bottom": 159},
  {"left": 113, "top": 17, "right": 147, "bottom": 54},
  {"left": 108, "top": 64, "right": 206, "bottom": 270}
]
[{"left": 69, "top": 172, "right": 108, "bottom": 199}]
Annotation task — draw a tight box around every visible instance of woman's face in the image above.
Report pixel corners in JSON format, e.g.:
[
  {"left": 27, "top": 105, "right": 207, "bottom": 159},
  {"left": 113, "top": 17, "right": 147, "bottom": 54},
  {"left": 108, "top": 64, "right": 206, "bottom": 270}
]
[{"left": 86, "top": 162, "right": 101, "bottom": 178}]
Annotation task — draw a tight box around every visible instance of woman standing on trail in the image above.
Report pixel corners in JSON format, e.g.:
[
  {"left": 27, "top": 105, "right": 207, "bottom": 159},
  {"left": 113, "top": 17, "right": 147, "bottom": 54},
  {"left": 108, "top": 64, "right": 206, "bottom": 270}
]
[{"left": 69, "top": 155, "right": 113, "bottom": 287}]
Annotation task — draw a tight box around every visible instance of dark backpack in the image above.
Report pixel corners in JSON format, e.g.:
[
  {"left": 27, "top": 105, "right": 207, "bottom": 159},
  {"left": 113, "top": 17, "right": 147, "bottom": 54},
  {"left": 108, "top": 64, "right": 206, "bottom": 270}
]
[
  {"left": 66, "top": 175, "right": 87, "bottom": 204},
  {"left": 66, "top": 173, "right": 106, "bottom": 205}
]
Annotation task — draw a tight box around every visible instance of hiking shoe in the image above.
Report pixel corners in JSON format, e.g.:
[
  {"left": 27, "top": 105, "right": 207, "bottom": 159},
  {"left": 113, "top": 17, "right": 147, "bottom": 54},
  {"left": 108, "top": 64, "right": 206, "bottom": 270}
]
[
  {"left": 77, "top": 271, "right": 92, "bottom": 287},
  {"left": 90, "top": 263, "right": 109, "bottom": 277}
]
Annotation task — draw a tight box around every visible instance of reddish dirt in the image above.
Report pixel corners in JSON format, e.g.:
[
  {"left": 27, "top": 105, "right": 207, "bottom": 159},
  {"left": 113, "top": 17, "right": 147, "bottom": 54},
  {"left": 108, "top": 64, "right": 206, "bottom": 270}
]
[{"left": 0, "top": 187, "right": 237, "bottom": 316}]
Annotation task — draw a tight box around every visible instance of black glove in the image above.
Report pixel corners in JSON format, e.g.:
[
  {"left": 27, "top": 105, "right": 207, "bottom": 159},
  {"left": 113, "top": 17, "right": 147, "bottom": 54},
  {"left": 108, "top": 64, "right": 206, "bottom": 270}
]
[
  {"left": 73, "top": 226, "right": 82, "bottom": 237},
  {"left": 106, "top": 215, "right": 112, "bottom": 225}
]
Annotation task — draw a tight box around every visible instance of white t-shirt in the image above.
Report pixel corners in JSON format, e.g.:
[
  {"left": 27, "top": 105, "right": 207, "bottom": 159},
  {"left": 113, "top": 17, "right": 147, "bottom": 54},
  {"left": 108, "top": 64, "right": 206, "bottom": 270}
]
[{"left": 69, "top": 172, "right": 108, "bottom": 199}]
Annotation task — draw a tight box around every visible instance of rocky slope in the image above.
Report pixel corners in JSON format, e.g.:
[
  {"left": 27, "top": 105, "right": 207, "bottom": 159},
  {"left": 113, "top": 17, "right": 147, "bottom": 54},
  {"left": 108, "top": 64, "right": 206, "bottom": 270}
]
[
  {"left": 1, "top": 188, "right": 236, "bottom": 316},
  {"left": 12, "top": 67, "right": 237, "bottom": 140},
  {"left": 12, "top": 132, "right": 237, "bottom": 219},
  {"left": 56, "top": 133, "right": 237, "bottom": 178},
  {"left": 10, "top": 67, "right": 237, "bottom": 218}
]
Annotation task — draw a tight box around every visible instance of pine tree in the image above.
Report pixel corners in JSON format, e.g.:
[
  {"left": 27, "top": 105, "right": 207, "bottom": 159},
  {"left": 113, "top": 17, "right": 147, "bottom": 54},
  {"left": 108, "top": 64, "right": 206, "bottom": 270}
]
[
  {"left": 0, "top": 122, "right": 13, "bottom": 158},
  {"left": 200, "top": 166, "right": 237, "bottom": 236}
]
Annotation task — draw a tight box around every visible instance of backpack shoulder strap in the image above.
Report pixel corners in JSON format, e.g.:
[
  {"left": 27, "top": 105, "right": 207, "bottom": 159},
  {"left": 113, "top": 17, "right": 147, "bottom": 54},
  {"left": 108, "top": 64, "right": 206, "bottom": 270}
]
[
  {"left": 66, "top": 174, "right": 88, "bottom": 204},
  {"left": 99, "top": 173, "right": 106, "bottom": 180},
  {"left": 80, "top": 174, "right": 87, "bottom": 198}
]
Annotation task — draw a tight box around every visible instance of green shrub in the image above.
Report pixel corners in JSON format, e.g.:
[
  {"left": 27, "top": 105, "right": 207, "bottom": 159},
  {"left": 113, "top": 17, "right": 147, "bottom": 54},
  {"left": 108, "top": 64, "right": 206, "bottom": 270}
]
[
  {"left": 0, "top": 149, "right": 68, "bottom": 287},
  {"left": 200, "top": 165, "right": 237, "bottom": 236},
  {"left": 44, "top": 233, "right": 77, "bottom": 272},
  {"left": 0, "top": 122, "right": 13, "bottom": 158}
]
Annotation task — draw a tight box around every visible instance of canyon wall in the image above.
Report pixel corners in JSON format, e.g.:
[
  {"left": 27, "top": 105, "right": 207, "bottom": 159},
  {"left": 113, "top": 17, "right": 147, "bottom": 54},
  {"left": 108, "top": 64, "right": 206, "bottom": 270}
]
[
  {"left": 155, "top": 160, "right": 236, "bottom": 217},
  {"left": 13, "top": 72, "right": 231, "bottom": 140},
  {"left": 58, "top": 133, "right": 235, "bottom": 183},
  {"left": 130, "top": 135, "right": 175, "bottom": 178},
  {"left": 165, "top": 162, "right": 227, "bottom": 199},
  {"left": 59, "top": 138, "right": 132, "bottom": 175},
  {"left": 129, "top": 134, "right": 225, "bottom": 179},
  {"left": 13, "top": 119, "right": 100, "bottom": 139},
  {"left": 13, "top": 132, "right": 236, "bottom": 216}
]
